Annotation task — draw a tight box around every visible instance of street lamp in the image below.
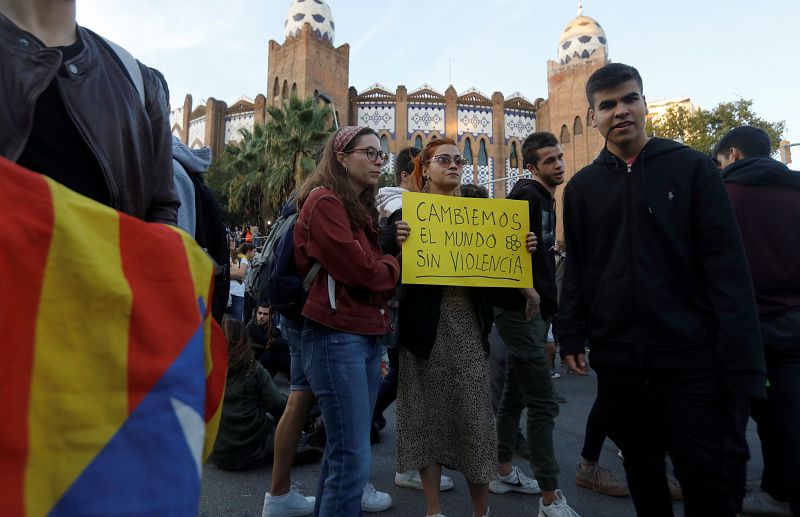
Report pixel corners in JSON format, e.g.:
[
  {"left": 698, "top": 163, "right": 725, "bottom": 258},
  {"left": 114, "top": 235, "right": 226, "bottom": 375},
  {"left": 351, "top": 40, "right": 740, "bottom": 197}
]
[{"left": 315, "top": 92, "right": 339, "bottom": 129}]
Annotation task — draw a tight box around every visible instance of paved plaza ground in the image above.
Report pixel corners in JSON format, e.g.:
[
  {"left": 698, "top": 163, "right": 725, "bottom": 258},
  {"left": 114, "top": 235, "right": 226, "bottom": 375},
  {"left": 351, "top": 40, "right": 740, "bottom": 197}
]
[{"left": 199, "top": 364, "right": 764, "bottom": 517}]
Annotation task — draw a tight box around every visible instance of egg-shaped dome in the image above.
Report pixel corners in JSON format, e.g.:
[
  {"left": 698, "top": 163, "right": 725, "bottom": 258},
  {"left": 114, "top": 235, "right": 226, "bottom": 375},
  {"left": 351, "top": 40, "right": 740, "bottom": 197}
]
[
  {"left": 284, "top": 0, "right": 335, "bottom": 44},
  {"left": 558, "top": 14, "right": 607, "bottom": 65}
]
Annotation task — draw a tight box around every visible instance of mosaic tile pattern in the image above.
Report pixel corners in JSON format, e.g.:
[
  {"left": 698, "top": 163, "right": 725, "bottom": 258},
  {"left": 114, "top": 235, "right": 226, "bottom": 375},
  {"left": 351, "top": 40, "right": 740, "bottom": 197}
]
[
  {"left": 458, "top": 108, "right": 493, "bottom": 139},
  {"left": 408, "top": 105, "right": 445, "bottom": 135},
  {"left": 224, "top": 112, "right": 255, "bottom": 144},
  {"left": 357, "top": 105, "right": 395, "bottom": 134},
  {"left": 284, "top": 0, "right": 335, "bottom": 43}
]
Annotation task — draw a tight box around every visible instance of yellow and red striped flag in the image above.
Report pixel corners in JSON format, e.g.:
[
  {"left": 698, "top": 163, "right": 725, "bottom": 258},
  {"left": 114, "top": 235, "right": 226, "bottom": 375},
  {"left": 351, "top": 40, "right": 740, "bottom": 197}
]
[{"left": 0, "top": 157, "right": 227, "bottom": 516}]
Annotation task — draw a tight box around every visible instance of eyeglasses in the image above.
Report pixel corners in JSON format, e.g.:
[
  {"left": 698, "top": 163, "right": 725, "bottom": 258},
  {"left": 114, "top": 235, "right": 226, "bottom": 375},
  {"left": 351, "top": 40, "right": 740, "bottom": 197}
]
[
  {"left": 343, "top": 147, "right": 388, "bottom": 163},
  {"left": 427, "top": 154, "right": 469, "bottom": 167}
]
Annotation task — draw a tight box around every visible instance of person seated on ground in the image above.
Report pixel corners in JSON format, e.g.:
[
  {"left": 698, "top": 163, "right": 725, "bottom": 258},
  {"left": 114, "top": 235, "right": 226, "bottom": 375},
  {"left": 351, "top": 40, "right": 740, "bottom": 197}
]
[
  {"left": 211, "top": 318, "right": 322, "bottom": 471},
  {"left": 247, "top": 303, "right": 290, "bottom": 380}
]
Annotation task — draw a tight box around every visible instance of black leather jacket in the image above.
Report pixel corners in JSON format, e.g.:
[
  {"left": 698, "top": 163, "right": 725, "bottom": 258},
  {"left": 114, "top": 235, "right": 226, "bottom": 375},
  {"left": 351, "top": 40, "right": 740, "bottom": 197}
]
[{"left": 0, "top": 14, "right": 178, "bottom": 223}]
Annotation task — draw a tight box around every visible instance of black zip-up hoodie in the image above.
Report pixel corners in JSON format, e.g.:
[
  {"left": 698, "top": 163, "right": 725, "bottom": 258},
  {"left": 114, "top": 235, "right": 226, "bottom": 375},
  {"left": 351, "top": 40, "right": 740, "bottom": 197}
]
[
  {"left": 722, "top": 157, "right": 800, "bottom": 320},
  {"left": 559, "top": 137, "right": 765, "bottom": 396},
  {"left": 494, "top": 179, "right": 558, "bottom": 320}
]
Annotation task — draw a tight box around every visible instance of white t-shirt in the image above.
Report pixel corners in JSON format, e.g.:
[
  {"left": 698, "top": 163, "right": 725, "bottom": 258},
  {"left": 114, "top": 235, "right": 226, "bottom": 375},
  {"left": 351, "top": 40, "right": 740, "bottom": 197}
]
[{"left": 229, "top": 257, "right": 249, "bottom": 297}]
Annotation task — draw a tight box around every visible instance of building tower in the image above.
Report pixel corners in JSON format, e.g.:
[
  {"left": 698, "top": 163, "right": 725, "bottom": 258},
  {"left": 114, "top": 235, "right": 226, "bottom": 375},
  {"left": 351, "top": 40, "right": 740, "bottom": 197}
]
[
  {"left": 267, "top": 0, "right": 349, "bottom": 125},
  {"left": 537, "top": 2, "right": 608, "bottom": 237}
]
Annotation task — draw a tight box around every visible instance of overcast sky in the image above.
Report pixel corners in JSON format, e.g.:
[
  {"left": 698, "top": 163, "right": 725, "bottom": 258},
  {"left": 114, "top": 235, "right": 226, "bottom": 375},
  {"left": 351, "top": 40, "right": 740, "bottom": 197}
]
[{"left": 76, "top": 0, "right": 800, "bottom": 147}]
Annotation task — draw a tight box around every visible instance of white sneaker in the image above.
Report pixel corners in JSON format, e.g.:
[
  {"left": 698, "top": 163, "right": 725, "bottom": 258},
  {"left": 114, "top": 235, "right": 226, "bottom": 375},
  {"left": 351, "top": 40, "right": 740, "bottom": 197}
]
[
  {"left": 361, "top": 482, "right": 392, "bottom": 512},
  {"left": 538, "top": 489, "right": 580, "bottom": 517},
  {"left": 395, "top": 471, "right": 454, "bottom": 491},
  {"left": 742, "top": 489, "right": 791, "bottom": 516},
  {"left": 488, "top": 465, "right": 541, "bottom": 494},
  {"left": 262, "top": 487, "right": 315, "bottom": 517}
]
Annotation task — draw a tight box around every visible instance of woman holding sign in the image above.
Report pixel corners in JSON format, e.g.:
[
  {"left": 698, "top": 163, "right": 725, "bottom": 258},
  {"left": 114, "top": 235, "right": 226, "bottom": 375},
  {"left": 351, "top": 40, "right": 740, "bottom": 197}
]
[
  {"left": 293, "top": 126, "right": 400, "bottom": 516},
  {"left": 387, "top": 138, "right": 536, "bottom": 517}
]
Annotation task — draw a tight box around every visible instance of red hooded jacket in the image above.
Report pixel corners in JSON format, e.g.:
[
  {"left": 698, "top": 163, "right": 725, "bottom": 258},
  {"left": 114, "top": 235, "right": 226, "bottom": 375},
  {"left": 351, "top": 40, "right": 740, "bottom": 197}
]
[{"left": 294, "top": 187, "right": 399, "bottom": 334}]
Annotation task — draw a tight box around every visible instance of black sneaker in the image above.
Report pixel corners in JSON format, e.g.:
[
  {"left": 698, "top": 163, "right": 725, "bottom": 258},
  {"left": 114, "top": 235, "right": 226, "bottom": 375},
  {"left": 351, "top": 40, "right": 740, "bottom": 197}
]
[{"left": 292, "top": 441, "right": 323, "bottom": 466}]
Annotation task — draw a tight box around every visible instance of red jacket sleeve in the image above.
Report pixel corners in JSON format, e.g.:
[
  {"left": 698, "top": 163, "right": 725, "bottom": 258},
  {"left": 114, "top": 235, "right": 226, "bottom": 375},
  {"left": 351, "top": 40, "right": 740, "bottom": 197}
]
[{"left": 298, "top": 192, "right": 399, "bottom": 295}]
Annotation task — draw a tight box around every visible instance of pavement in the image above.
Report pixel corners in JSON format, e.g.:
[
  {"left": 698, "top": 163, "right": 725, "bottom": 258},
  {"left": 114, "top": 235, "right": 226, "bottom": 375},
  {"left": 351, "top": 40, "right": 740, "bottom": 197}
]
[{"left": 199, "top": 364, "right": 764, "bottom": 517}]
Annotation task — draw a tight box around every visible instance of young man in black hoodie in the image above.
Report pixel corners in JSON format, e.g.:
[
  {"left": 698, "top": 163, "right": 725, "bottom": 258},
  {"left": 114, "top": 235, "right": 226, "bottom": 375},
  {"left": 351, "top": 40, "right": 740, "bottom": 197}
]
[
  {"left": 714, "top": 126, "right": 800, "bottom": 517},
  {"left": 559, "top": 63, "right": 765, "bottom": 516},
  {"left": 491, "top": 132, "right": 580, "bottom": 517}
]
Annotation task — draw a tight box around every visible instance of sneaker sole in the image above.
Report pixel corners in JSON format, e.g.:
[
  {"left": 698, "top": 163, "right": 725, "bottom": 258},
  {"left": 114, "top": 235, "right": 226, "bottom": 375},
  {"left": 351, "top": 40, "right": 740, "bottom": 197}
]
[
  {"left": 263, "top": 502, "right": 314, "bottom": 517},
  {"left": 575, "top": 475, "right": 630, "bottom": 497},
  {"left": 489, "top": 480, "right": 541, "bottom": 495},
  {"left": 361, "top": 501, "right": 392, "bottom": 512}
]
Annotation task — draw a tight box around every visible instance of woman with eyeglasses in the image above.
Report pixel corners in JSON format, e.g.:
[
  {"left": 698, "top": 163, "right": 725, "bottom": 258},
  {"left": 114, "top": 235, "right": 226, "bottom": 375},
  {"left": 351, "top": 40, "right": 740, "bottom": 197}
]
[
  {"left": 385, "top": 138, "right": 536, "bottom": 517},
  {"left": 293, "top": 126, "right": 400, "bottom": 516}
]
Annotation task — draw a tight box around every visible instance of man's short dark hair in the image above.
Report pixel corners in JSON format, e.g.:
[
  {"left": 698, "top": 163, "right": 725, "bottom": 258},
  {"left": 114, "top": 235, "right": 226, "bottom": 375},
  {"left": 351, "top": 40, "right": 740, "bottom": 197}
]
[
  {"left": 460, "top": 183, "right": 489, "bottom": 198},
  {"left": 585, "top": 63, "right": 644, "bottom": 107},
  {"left": 712, "top": 126, "right": 772, "bottom": 159},
  {"left": 521, "top": 132, "right": 559, "bottom": 169},
  {"left": 395, "top": 147, "right": 421, "bottom": 185}
]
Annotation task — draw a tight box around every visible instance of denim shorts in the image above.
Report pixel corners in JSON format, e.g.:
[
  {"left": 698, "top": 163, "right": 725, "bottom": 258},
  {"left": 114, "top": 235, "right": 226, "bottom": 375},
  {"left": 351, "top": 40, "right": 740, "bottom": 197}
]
[{"left": 281, "top": 316, "right": 312, "bottom": 391}]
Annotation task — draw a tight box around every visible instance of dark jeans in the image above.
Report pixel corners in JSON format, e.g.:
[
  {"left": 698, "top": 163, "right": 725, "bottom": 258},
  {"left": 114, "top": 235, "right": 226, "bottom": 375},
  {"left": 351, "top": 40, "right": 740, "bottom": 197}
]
[
  {"left": 594, "top": 364, "right": 750, "bottom": 517},
  {"left": 751, "top": 309, "right": 800, "bottom": 515},
  {"left": 257, "top": 343, "right": 291, "bottom": 380},
  {"left": 494, "top": 307, "right": 560, "bottom": 491},
  {"left": 373, "top": 347, "right": 398, "bottom": 424},
  {"left": 581, "top": 389, "right": 608, "bottom": 462}
]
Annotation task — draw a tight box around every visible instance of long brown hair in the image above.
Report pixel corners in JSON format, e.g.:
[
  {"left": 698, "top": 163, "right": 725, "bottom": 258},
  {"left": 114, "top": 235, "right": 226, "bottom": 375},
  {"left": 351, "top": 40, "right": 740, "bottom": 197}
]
[
  {"left": 222, "top": 317, "right": 254, "bottom": 376},
  {"left": 296, "top": 127, "right": 380, "bottom": 230},
  {"left": 410, "top": 137, "right": 459, "bottom": 193}
]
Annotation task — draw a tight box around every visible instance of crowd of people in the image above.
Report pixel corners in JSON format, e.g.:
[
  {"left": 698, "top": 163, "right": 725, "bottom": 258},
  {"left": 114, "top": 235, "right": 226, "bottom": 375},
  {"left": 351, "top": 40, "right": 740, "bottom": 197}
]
[{"left": 2, "top": 2, "right": 797, "bottom": 515}]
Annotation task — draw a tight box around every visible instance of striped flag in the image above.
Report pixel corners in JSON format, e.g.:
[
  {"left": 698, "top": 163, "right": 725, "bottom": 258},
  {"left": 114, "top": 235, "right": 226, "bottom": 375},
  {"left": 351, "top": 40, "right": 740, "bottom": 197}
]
[{"left": 0, "top": 157, "right": 227, "bottom": 516}]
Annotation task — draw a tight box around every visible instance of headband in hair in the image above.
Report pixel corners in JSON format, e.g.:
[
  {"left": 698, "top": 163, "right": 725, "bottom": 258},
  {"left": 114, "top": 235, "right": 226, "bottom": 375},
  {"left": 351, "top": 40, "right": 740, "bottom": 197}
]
[{"left": 334, "top": 125, "right": 366, "bottom": 153}]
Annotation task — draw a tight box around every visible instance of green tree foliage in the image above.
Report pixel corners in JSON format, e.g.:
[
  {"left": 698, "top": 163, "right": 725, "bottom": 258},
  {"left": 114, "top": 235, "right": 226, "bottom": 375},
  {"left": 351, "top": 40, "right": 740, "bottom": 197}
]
[
  {"left": 646, "top": 98, "right": 785, "bottom": 155},
  {"left": 377, "top": 170, "right": 395, "bottom": 188},
  {"left": 206, "top": 96, "right": 333, "bottom": 226}
]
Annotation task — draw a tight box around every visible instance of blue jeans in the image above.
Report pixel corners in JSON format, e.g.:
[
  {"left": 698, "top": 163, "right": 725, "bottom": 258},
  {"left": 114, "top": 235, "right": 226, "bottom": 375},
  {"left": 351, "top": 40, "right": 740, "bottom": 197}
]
[
  {"left": 301, "top": 320, "right": 382, "bottom": 517},
  {"left": 281, "top": 316, "right": 311, "bottom": 391},
  {"left": 226, "top": 294, "right": 244, "bottom": 320}
]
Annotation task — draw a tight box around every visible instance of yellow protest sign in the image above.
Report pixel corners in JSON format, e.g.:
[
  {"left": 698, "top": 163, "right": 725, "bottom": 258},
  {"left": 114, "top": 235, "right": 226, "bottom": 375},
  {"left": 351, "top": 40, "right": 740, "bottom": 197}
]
[{"left": 401, "top": 191, "right": 533, "bottom": 288}]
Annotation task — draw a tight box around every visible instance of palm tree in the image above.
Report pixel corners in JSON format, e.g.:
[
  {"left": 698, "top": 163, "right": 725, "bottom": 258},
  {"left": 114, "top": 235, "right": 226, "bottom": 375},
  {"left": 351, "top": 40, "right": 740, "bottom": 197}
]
[{"left": 223, "top": 96, "right": 333, "bottom": 225}]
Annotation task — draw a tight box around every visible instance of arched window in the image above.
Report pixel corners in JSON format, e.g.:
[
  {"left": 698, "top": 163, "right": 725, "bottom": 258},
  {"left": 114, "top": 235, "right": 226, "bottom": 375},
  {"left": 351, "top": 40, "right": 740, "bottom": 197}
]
[
  {"left": 313, "top": 89, "right": 319, "bottom": 97},
  {"left": 273, "top": 77, "right": 280, "bottom": 98},
  {"left": 573, "top": 115, "right": 583, "bottom": 135},
  {"left": 291, "top": 83, "right": 298, "bottom": 98},
  {"left": 463, "top": 138, "right": 474, "bottom": 165},
  {"left": 509, "top": 142, "right": 519, "bottom": 168},
  {"left": 281, "top": 80, "right": 288, "bottom": 99},
  {"left": 414, "top": 135, "right": 423, "bottom": 149},
  {"left": 478, "top": 139, "right": 488, "bottom": 166},
  {"left": 380, "top": 135, "right": 390, "bottom": 154},
  {"left": 560, "top": 125, "right": 570, "bottom": 144},
  {"left": 430, "top": 134, "right": 438, "bottom": 140}
]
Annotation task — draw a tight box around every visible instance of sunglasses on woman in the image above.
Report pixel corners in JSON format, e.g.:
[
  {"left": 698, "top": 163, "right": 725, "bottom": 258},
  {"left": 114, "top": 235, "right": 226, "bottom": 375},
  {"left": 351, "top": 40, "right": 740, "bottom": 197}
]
[{"left": 427, "top": 154, "right": 469, "bottom": 167}]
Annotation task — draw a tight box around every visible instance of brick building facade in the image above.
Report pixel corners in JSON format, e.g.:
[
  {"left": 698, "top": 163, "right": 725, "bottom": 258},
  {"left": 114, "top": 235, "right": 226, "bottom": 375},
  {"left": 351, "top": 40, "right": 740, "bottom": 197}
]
[{"left": 170, "top": 1, "right": 610, "bottom": 204}]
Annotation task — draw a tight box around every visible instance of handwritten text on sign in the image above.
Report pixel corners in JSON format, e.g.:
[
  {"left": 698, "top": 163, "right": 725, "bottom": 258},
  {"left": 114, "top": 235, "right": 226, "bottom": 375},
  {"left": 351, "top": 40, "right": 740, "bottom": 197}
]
[{"left": 402, "top": 192, "right": 533, "bottom": 288}]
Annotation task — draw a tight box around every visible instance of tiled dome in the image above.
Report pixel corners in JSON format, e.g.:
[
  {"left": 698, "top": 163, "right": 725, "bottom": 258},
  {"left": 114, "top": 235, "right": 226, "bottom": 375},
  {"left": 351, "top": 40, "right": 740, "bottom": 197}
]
[
  {"left": 557, "top": 14, "right": 607, "bottom": 65},
  {"left": 284, "top": 0, "right": 335, "bottom": 44}
]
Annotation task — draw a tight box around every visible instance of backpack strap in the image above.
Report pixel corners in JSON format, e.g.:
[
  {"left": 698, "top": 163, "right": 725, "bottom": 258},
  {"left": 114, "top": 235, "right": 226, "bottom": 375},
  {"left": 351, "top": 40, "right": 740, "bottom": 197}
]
[{"left": 100, "top": 36, "right": 145, "bottom": 106}]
